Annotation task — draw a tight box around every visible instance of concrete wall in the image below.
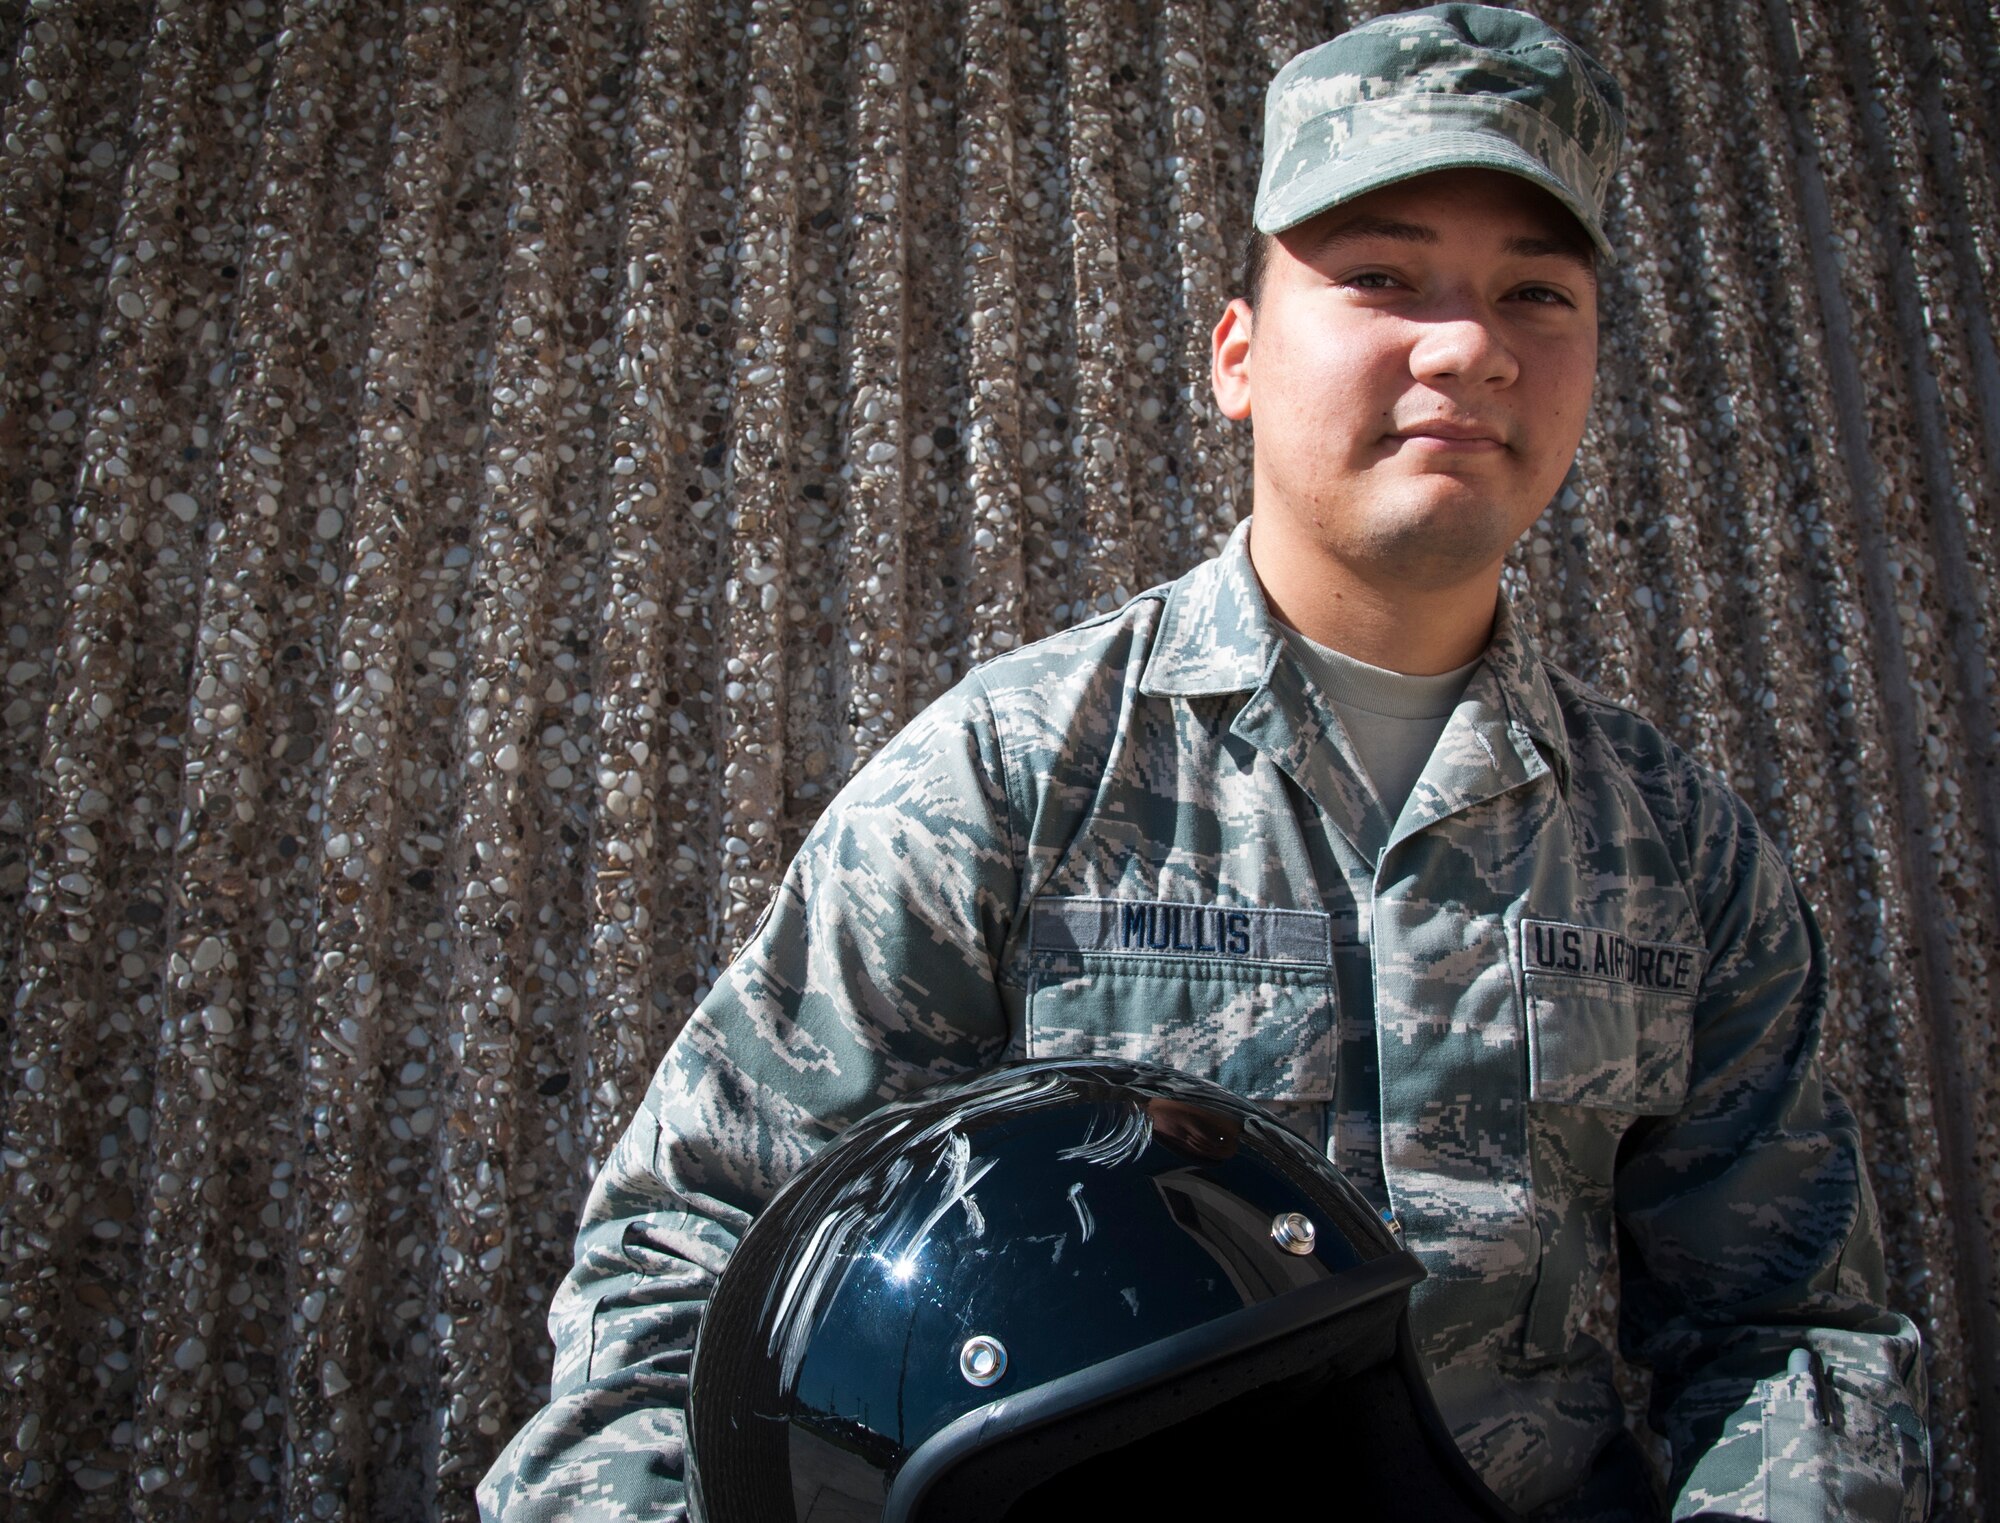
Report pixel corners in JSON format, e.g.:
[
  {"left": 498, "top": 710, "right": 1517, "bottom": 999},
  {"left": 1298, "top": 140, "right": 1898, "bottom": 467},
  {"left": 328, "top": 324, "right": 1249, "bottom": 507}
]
[{"left": 1, "top": 0, "right": 1995, "bottom": 1514}]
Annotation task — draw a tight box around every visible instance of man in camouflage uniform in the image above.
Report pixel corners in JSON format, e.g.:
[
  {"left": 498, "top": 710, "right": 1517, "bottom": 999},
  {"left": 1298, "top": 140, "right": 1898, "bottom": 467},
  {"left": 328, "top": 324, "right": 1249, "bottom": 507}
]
[{"left": 483, "top": 5, "right": 1929, "bottom": 1518}]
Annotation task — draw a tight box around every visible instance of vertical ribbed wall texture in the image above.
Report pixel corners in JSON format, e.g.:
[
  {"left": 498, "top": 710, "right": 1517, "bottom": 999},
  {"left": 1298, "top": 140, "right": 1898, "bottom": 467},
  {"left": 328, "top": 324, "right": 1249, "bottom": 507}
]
[{"left": 0, "top": 0, "right": 1995, "bottom": 1515}]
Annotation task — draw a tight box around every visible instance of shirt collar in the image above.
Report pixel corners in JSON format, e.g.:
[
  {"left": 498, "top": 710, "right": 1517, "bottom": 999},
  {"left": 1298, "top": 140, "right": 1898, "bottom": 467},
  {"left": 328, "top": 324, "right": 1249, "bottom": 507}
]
[
  {"left": 1138, "top": 519, "right": 1285, "bottom": 698},
  {"left": 1139, "top": 518, "right": 1573, "bottom": 792}
]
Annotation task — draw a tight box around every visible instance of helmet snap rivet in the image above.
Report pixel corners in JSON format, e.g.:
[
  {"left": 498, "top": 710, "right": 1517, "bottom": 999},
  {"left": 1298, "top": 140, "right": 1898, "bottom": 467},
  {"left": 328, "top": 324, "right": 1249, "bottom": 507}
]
[
  {"left": 1270, "top": 1211, "right": 1316, "bottom": 1255},
  {"left": 960, "top": 1334, "right": 1008, "bottom": 1387}
]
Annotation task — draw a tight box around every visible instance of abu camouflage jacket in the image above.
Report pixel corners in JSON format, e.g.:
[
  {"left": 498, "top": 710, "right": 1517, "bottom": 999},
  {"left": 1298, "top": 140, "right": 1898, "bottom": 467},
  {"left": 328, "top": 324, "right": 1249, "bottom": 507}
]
[{"left": 481, "top": 522, "right": 1928, "bottom": 1521}]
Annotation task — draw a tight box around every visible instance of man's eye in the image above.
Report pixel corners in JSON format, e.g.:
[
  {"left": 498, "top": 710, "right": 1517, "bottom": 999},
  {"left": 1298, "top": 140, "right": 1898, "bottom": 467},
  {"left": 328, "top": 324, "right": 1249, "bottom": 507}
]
[
  {"left": 1513, "top": 285, "right": 1573, "bottom": 307},
  {"left": 1345, "top": 271, "right": 1401, "bottom": 291}
]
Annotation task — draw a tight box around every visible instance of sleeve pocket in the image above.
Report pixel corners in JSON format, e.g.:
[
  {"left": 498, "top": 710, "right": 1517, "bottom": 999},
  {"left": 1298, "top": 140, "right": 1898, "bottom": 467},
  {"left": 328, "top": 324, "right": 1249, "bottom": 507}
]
[
  {"left": 584, "top": 1245, "right": 710, "bottom": 1383},
  {"left": 1760, "top": 1366, "right": 1928, "bottom": 1521}
]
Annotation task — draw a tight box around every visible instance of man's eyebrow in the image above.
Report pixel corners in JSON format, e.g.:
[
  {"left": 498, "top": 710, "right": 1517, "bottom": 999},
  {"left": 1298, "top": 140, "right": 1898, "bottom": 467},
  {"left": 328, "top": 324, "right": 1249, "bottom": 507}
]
[
  {"left": 1505, "top": 233, "right": 1599, "bottom": 281},
  {"left": 1300, "top": 215, "right": 1439, "bottom": 256}
]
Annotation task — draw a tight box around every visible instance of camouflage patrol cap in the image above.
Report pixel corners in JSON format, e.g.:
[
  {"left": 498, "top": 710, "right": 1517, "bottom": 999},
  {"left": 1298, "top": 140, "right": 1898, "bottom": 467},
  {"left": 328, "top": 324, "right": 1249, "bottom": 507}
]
[{"left": 1254, "top": 4, "right": 1625, "bottom": 259}]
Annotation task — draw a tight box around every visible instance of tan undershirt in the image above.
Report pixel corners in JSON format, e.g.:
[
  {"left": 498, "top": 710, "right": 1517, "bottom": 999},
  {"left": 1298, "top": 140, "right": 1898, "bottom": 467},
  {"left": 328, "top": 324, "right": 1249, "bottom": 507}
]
[{"left": 1280, "top": 625, "right": 1483, "bottom": 821}]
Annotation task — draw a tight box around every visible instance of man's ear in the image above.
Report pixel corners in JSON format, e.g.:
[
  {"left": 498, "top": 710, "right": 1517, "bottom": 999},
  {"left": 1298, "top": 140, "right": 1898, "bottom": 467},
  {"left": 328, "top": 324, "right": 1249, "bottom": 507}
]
[{"left": 1211, "top": 298, "right": 1254, "bottom": 421}]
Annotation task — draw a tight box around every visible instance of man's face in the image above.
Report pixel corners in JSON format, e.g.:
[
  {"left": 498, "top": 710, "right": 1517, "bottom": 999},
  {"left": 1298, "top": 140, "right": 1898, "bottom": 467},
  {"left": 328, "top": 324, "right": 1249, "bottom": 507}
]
[{"left": 1212, "top": 168, "right": 1599, "bottom": 595}]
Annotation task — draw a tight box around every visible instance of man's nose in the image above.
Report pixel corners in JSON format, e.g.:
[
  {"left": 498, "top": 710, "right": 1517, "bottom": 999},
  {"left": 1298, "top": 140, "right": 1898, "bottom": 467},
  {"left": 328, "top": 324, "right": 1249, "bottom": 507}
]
[{"left": 1408, "top": 305, "right": 1519, "bottom": 388}]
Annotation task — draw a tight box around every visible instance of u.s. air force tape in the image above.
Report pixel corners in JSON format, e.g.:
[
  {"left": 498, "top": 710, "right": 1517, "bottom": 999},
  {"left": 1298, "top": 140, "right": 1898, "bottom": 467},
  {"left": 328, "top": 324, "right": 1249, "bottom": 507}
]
[
  {"left": 1522, "top": 918, "right": 1707, "bottom": 996},
  {"left": 1030, "top": 897, "right": 1332, "bottom": 966}
]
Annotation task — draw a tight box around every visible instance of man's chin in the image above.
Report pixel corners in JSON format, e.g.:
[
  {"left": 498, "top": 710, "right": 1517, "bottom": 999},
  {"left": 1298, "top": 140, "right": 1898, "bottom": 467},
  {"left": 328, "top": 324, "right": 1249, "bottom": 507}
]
[{"left": 1344, "top": 502, "right": 1535, "bottom": 591}]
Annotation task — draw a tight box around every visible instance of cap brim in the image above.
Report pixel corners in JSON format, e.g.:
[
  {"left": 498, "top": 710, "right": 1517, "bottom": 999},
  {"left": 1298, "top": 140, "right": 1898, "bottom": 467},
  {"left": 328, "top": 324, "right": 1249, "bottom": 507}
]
[{"left": 1255, "top": 130, "right": 1615, "bottom": 263}]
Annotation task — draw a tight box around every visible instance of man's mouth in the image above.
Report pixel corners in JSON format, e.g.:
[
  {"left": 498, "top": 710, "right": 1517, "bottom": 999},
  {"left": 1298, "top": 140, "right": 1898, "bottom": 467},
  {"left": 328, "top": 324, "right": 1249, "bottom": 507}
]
[{"left": 1388, "top": 420, "right": 1507, "bottom": 450}]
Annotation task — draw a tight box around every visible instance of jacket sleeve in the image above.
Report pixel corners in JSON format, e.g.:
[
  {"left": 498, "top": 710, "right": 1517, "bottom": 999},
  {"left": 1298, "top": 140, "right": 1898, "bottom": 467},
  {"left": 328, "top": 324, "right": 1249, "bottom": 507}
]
[
  {"left": 1615, "top": 757, "right": 1930, "bottom": 1521},
  {"left": 477, "top": 675, "right": 1020, "bottom": 1521}
]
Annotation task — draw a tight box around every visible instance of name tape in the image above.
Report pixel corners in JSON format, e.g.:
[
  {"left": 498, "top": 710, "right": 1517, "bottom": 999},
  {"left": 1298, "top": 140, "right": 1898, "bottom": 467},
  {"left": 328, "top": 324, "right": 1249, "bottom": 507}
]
[
  {"left": 1522, "top": 918, "right": 1705, "bottom": 996},
  {"left": 1031, "top": 897, "right": 1331, "bottom": 966}
]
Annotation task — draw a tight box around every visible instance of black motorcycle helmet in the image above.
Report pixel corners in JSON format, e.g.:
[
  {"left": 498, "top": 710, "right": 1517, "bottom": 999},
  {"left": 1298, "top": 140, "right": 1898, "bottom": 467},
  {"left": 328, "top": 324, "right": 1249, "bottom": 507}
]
[{"left": 686, "top": 1059, "right": 1517, "bottom": 1522}]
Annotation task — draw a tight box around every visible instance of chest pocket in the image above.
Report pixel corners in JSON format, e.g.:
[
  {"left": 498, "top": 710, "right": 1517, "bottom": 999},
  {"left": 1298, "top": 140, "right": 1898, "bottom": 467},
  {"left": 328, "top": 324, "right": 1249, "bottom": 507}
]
[
  {"left": 1025, "top": 896, "right": 1335, "bottom": 1104},
  {"left": 1516, "top": 919, "right": 1703, "bottom": 1366},
  {"left": 1521, "top": 917, "right": 1701, "bottom": 1115}
]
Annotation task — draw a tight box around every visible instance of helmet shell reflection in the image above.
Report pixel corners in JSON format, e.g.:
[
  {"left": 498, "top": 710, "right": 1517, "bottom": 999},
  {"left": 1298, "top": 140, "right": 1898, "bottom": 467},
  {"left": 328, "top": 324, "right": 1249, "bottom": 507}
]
[{"left": 687, "top": 1058, "right": 1418, "bottom": 1523}]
